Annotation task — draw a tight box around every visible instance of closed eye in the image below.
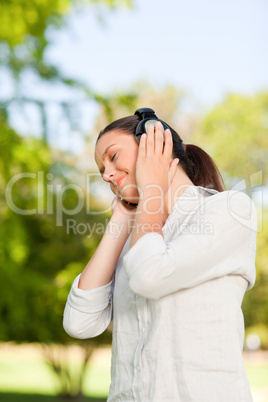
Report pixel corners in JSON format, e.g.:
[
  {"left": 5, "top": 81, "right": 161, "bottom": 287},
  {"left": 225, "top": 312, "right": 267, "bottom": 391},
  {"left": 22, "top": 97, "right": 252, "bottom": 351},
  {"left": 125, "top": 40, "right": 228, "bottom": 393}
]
[{"left": 98, "top": 151, "right": 117, "bottom": 176}]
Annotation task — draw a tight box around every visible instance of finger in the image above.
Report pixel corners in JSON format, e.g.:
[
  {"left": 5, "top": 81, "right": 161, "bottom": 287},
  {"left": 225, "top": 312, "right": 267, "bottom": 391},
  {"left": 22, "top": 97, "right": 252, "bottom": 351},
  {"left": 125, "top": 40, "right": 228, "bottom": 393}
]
[
  {"left": 163, "top": 129, "right": 173, "bottom": 157},
  {"left": 146, "top": 124, "right": 155, "bottom": 157},
  {"left": 168, "top": 158, "right": 179, "bottom": 186},
  {"left": 169, "top": 158, "right": 179, "bottom": 175},
  {"left": 138, "top": 133, "right": 147, "bottom": 158},
  {"left": 154, "top": 121, "right": 164, "bottom": 155}
]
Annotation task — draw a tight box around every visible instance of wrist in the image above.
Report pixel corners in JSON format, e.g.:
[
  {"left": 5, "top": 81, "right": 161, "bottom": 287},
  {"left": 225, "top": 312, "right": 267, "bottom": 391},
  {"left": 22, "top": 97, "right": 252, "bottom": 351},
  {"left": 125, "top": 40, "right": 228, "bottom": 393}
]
[
  {"left": 111, "top": 209, "right": 135, "bottom": 223},
  {"left": 138, "top": 188, "right": 164, "bottom": 218},
  {"left": 108, "top": 213, "right": 135, "bottom": 236},
  {"left": 129, "top": 205, "right": 163, "bottom": 247}
]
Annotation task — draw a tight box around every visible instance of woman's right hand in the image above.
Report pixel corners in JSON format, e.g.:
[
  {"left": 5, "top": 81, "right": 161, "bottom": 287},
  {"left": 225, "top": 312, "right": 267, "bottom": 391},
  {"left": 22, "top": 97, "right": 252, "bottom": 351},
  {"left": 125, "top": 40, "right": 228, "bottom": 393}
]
[
  {"left": 78, "top": 197, "right": 136, "bottom": 291},
  {"left": 110, "top": 196, "right": 136, "bottom": 235}
]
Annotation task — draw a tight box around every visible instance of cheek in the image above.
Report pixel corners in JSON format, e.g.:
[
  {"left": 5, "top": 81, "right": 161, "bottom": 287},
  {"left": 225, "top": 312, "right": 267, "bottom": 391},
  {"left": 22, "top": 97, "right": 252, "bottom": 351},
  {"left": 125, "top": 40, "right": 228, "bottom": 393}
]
[
  {"left": 110, "top": 184, "right": 117, "bottom": 196},
  {"left": 125, "top": 152, "right": 138, "bottom": 173}
]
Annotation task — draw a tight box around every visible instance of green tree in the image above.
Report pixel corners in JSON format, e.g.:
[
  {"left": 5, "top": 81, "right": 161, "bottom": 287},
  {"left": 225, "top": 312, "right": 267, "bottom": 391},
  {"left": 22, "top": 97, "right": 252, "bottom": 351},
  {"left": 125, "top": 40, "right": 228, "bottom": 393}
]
[
  {"left": 0, "top": 110, "right": 113, "bottom": 397},
  {"left": 92, "top": 80, "right": 193, "bottom": 138},
  {"left": 0, "top": 0, "right": 134, "bottom": 143},
  {"left": 0, "top": 0, "right": 135, "bottom": 397},
  {"left": 193, "top": 92, "right": 268, "bottom": 180}
]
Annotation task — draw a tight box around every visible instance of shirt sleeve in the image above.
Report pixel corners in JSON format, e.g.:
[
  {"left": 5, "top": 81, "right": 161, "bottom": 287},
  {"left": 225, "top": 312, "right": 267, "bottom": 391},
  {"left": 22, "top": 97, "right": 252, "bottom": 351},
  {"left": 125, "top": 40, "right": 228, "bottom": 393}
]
[
  {"left": 123, "top": 191, "right": 257, "bottom": 300},
  {"left": 63, "top": 274, "right": 113, "bottom": 339}
]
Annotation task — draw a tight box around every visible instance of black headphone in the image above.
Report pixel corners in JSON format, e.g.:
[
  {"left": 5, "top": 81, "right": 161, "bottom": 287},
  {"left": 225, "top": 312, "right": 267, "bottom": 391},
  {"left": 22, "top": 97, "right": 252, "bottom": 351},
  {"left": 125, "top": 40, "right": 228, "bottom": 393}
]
[
  {"left": 134, "top": 107, "right": 170, "bottom": 138},
  {"left": 135, "top": 106, "right": 184, "bottom": 151},
  {"left": 120, "top": 107, "right": 185, "bottom": 208}
]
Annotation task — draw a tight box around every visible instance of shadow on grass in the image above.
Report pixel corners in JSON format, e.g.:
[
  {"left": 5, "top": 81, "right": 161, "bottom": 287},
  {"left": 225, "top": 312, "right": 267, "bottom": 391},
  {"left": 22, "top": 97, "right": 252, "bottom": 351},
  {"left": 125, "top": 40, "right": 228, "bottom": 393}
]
[{"left": 0, "top": 393, "right": 107, "bottom": 402}]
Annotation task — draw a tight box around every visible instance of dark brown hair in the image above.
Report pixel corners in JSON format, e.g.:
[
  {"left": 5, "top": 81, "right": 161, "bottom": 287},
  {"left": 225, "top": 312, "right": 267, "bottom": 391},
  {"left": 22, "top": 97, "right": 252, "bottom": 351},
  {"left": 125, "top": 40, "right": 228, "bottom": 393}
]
[{"left": 96, "top": 115, "right": 225, "bottom": 192}]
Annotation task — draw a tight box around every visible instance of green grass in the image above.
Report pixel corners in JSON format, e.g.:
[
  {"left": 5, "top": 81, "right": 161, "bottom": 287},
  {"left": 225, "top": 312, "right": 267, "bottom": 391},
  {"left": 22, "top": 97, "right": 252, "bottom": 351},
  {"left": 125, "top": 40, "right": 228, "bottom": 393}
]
[
  {"left": 0, "top": 394, "right": 106, "bottom": 402},
  {"left": 0, "top": 349, "right": 110, "bottom": 398},
  {"left": 245, "top": 362, "right": 268, "bottom": 388}
]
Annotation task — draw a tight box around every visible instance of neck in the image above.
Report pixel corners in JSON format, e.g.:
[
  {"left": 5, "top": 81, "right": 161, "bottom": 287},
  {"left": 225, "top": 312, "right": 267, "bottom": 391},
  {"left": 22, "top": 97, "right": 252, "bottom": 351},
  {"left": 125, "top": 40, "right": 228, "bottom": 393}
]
[{"left": 163, "top": 166, "right": 194, "bottom": 222}]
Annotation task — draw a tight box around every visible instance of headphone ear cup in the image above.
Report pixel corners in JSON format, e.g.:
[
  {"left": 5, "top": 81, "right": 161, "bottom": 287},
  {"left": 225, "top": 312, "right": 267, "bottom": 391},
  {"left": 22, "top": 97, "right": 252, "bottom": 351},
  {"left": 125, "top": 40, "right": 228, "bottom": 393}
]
[
  {"left": 135, "top": 121, "right": 144, "bottom": 137},
  {"left": 144, "top": 119, "right": 164, "bottom": 133},
  {"left": 135, "top": 114, "right": 169, "bottom": 140},
  {"left": 136, "top": 119, "right": 164, "bottom": 137}
]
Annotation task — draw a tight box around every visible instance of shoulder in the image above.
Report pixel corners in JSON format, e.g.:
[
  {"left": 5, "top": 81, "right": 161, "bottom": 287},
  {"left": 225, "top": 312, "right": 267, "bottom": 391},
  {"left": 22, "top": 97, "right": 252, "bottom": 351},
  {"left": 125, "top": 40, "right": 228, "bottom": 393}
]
[{"left": 202, "top": 188, "right": 257, "bottom": 232}]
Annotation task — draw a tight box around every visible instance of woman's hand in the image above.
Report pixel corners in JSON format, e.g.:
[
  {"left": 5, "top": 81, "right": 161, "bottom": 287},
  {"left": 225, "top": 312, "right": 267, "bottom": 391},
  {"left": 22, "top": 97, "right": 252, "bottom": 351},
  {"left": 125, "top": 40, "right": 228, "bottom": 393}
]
[
  {"left": 129, "top": 122, "right": 179, "bottom": 248},
  {"left": 110, "top": 196, "right": 136, "bottom": 236},
  {"left": 135, "top": 122, "right": 179, "bottom": 199},
  {"left": 78, "top": 196, "right": 136, "bottom": 291}
]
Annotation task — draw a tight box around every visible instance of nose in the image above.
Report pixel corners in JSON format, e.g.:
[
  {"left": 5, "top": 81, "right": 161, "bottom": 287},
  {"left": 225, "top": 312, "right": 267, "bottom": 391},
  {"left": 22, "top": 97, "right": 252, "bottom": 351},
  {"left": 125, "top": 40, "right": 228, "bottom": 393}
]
[{"left": 102, "top": 165, "right": 116, "bottom": 183}]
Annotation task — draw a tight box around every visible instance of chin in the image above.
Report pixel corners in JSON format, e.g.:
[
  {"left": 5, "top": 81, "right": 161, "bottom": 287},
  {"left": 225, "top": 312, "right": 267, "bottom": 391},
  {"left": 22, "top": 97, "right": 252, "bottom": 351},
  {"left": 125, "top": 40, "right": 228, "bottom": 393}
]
[
  {"left": 123, "top": 195, "right": 139, "bottom": 204},
  {"left": 120, "top": 187, "right": 139, "bottom": 204},
  {"left": 110, "top": 181, "right": 139, "bottom": 203}
]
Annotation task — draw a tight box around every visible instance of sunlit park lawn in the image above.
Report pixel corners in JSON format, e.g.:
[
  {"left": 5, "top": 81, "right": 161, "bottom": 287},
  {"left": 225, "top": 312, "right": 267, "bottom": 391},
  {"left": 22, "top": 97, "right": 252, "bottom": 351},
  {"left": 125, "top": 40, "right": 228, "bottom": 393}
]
[
  {"left": 0, "top": 344, "right": 267, "bottom": 401},
  {"left": 0, "top": 344, "right": 110, "bottom": 401}
]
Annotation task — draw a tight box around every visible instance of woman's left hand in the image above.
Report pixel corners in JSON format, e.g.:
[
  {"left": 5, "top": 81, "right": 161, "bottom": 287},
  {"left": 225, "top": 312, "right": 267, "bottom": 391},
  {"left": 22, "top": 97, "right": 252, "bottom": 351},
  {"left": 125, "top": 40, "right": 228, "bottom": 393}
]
[{"left": 135, "top": 121, "right": 179, "bottom": 198}]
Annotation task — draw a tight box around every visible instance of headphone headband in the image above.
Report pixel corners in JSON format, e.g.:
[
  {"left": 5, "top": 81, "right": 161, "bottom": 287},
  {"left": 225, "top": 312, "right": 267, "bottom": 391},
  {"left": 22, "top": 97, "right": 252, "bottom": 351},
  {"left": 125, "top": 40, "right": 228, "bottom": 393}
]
[
  {"left": 135, "top": 107, "right": 157, "bottom": 120},
  {"left": 134, "top": 107, "right": 170, "bottom": 137}
]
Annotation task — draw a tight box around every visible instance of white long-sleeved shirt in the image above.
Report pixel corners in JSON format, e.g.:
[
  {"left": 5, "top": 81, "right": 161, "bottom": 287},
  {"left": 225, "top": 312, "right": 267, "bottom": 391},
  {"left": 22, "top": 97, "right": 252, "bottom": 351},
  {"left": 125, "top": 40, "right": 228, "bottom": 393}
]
[{"left": 63, "top": 186, "right": 257, "bottom": 402}]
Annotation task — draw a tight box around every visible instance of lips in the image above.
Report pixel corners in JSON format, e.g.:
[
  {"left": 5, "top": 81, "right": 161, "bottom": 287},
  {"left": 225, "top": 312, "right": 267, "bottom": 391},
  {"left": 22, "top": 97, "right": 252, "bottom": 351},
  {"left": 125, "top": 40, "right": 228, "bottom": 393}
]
[{"left": 114, "top": 174, "right": 126, "bottom": 188}]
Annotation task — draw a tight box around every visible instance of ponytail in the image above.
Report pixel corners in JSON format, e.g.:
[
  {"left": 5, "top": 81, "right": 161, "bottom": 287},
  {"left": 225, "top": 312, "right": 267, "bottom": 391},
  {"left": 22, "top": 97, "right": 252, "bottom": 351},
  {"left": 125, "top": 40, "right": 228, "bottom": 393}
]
[
  {"left": 165, "top": 122, "right": 225, "bottom": 193},
  {"left": 182, "top": 144, "right": 225, "bottom": 192}
]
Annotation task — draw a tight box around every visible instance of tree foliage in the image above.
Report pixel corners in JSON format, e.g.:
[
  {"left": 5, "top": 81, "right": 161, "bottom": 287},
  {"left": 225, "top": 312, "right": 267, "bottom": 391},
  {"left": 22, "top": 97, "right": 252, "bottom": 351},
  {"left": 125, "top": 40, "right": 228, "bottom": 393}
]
[
  {"left": 0, "top": 111, "right": 113, "bottom": 397},
  {"left": 0, "top": 1, "right": 137, "bottom": 395},
  {"left": 0, "top": 110, "right": 109, "bottom": 341},
  {"left": 0, "top": 0, "right": 133, "bottom": 49},
  {"left": 0, "top": 0, "right": 134, "bottom": 143},
  {"left": 91, "top": 80, "right": 191, "bottom": 138},
  {"left": 193, "top": 92, "right": 268, "bottom": 180}
]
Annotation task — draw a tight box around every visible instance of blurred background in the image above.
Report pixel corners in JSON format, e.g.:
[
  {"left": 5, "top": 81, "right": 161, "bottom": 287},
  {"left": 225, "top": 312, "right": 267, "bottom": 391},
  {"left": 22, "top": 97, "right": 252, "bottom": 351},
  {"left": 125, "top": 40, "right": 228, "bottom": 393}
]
[{"left": 0, "top": 0, "right": 267, "bottom": 401}]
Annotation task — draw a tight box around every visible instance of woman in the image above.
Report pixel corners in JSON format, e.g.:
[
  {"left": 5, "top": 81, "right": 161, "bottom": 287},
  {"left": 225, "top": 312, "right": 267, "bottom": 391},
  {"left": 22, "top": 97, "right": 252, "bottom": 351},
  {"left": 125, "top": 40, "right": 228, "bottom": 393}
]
[{"left": 63, "top": 108, "right": 257, "bottom": 401}]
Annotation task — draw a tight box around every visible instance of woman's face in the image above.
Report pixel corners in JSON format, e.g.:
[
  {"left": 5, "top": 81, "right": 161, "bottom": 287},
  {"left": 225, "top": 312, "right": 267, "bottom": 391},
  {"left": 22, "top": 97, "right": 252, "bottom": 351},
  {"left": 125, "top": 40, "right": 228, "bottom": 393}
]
[{"left": 95, "top": 130, "right": 140, "bottom": 203}]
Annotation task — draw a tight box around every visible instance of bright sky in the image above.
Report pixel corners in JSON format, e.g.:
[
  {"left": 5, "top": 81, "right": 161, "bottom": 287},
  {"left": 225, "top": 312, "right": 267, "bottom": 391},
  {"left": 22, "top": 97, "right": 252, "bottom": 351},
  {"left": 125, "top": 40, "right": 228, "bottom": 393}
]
[{"left": 46, "top": 0, "right": 268, "bottom": 108}]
